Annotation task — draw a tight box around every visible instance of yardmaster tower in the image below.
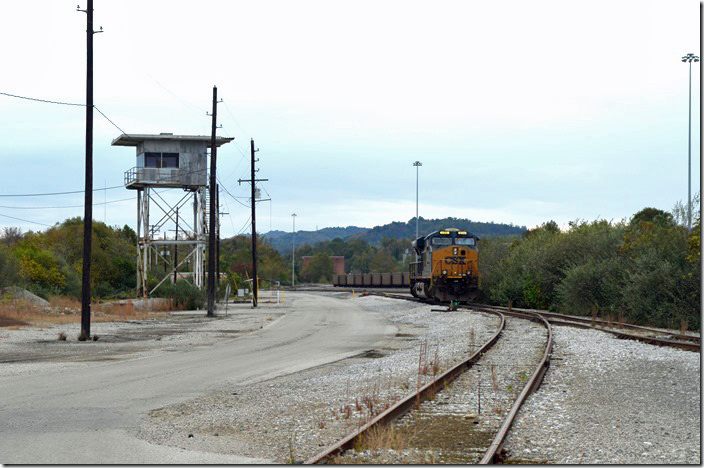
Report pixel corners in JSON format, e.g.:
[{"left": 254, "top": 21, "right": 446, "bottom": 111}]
[{"left": 113, "top": 133, "right": 233, "bottom": 297}]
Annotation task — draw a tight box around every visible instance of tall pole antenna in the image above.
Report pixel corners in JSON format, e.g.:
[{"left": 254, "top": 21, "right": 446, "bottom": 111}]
[
  {"left": 207, "top": 86, "right": 218, "bottom": 317},
  {"left": 413, "top": 161, "right": 422, "bottom": 262},
  {"left": 78, "top": 0, "right": 101, "bottom": 339},
  {"left": 682, "top": 52, "right": 699, "bottom": 231}
]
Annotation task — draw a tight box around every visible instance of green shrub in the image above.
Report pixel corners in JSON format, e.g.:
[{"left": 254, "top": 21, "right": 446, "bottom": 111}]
[
  {"left": 0, "top": 247, "right": 20, "bottom": 289},
  {"left": 155, "top": 280, "right": 205, "bottom": 310}
]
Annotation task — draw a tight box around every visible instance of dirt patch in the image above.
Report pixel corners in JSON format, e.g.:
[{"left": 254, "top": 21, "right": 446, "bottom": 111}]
[{"left": 0, "top": 316, "right": 30, "bottom": 328}]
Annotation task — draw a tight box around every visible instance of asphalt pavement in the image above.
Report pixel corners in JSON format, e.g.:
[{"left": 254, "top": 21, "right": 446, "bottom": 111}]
[{"left": 0, "top": 292, "right": 396, "bottom": 464}]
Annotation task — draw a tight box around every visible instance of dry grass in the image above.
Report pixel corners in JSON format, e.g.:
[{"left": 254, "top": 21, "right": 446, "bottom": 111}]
[
  {"left": 490, "top": 363, "right": 498, "bottom": 392},
  {"left": 48, "top": 295, "right": 81, "bottom": 310},
  {"left": 0, "top": 300, "right": 74, "bottom": 326},
  {"left": 0, "top": 296, "right": 169, "bottom": 328},
  {"left": 468, "top": 327, "right": 476, "bottom": 351},
  {"left": 680, "top": 319, "right": 688, "bottom": 339},
  {"left": 357, "top": 423, "right": 415, "bottom": 452}
]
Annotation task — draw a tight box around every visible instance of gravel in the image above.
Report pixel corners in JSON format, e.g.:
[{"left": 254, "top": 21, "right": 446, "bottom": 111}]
[
  {"left": 136, "top": 295, "right": 499, "bottom": 463},
  {"left": 2, "top": 292, "right": 699, "bottom": 464},
  {"left": 504, "top": 327, "right": 701, "bottom": 464},
  {"left": 336, "top": 314, "right": 549, "bottom": 464},
  {"left": 0, "top": 307, "right": 283, "bottom": 378}
]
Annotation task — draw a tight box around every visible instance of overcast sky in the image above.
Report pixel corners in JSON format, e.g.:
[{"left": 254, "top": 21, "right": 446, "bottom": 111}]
[{"left": 0, "top": 0, "right": 700, "bottom": 237}]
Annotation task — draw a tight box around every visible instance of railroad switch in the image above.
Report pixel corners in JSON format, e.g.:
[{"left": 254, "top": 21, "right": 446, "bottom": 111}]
[{"left": 431, "top": 301, "right": 461, "bottom": 312}]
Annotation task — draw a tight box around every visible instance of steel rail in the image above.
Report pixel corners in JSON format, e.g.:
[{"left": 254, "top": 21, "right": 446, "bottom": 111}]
[
  {"left": 479, "top": 311, "right": 553, "bottom": 464},
  {"left": 304, "top": 289, "right": 699, "bottom": 345},
  {"left": 304, "top": 304, "right": 506, "bottom": 464},
  {"left": 473, "top": 303, "right": 700, "bottom": 345},
  {"left": 533, "top": 310, "right": 700, "bottom": 343},
  {"left": 547, "top": 318, "right": 700, "bottom": 352},
  {"left": 374, "top": 294, "right": 555, "bottom": 464},
  {"left": 318, "top": 288, "right": 699, "bottom": 352}
]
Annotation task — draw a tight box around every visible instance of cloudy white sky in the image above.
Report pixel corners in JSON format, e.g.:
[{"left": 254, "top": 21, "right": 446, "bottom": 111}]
[{"left": 0, "top": 0, "right": 700, "bottom": 237}]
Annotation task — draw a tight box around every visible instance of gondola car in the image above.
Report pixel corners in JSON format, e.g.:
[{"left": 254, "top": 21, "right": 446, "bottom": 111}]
[{"left": 409, "top": 228, "right": 479, "bottom": 302}]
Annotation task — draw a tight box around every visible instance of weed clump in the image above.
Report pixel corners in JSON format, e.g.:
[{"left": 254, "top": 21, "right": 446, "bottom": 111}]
[{"left": 154, "top": 280, "right": 205, "bottom": 310}]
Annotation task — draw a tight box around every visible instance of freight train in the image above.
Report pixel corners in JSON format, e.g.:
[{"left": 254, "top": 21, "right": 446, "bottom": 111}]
[
  {"left": 331, "top": 272, "right": 410, "bottom": 288},
  {"left": 409, "top": 228, "right": 479, "bottom": 302},
  {"left": 331, "top": 228, "right": 479, "bottom": 303}
]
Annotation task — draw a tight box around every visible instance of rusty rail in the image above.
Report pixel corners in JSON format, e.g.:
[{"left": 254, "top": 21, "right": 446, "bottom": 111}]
[
  {"left": 547, "top": 318, "right": 700, "bottom": 352},
  {"left": 466, "top": 302, "right": 700, "bottom": 352},
  {"left": 304, "top": 305, "right": 506, "bottom": 464},
  {"left": 537, "top": 310, "right": 700, "bottom": 344},
  {"left": 479, "top": 311, "right": 553, "bottom": 464}
]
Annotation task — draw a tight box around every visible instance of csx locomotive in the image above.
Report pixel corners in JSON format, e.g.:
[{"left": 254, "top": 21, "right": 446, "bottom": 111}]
[{"left": 410, "top": 228, "right": 479, "bottom": 302}]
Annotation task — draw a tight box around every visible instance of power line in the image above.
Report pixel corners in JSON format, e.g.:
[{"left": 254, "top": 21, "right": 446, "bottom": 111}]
[
  {"left": 0, "top": 212, "right": 54, "bottom": 227},
  {"left": 1, "top": 90, "right": 181, "bottom": 154},
  {"left": 0, "top": 196, "right": 134, "bottom": 210},
  {"left": 0, "top": 165, "right": 207, "bottom": 198},
  {"left": 220, "top": 191, "right": 237, "bottom": 235},
  {"left": 94, "top": 105, "right": 127, "bottom": 135},
  {"left": 217, "top": 176, "right": 250, "bottom": 208},
  {"left": 0, "top": 91, "right": 84, "bottom": 107},
  {"left": 236, "top": 214, "right": 252, "bottom": 236},
  {"left": 0, "top": 185, "right": 124, "bottom": 198},
  {"left": 222, "top": 101, "right": 250, "bottom": 140}
]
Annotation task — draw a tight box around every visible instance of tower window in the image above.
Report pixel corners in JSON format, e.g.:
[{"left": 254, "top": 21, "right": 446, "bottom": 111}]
[{"left": 144, "top": 152, "right": 179, "bottom": 168}]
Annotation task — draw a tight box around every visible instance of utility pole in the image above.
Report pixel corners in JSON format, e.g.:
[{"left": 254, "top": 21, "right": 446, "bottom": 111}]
[
  {"left": 250, "top": 139, "right": 258, "bottom": 307},
  {"left": 207, "top": 86, "right": 218, "bottom": 317},
  {"left": 216, "top": 184, "right": 220, "bottom": 288},
  {"left": 173, "top": 206, "right": 178, "bottom": 284},
  {"left": 78, "top": 0, "right": 101, "bottom": 339},
  {"left": 238, "top": 139, "right": 267, "bottom": 308}
]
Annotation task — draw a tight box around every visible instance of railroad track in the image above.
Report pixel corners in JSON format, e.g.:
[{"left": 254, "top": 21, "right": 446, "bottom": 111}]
[
  {"left": 478, "top": 304, "right": 700, "bottom": 352},
  {"left": 305, "top": 293, "right": 553, "bottom": 464},
  {"left": 304, "top": 290, "right": 698, "bottom": 463},
  {"left": 308, "top": 288, "right": 700, "bottom": 352}
]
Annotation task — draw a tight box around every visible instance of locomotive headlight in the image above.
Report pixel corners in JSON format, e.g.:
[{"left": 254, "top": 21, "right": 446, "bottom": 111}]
[{"left": 442, "top": 270, "right": 447, "bottom": 275}]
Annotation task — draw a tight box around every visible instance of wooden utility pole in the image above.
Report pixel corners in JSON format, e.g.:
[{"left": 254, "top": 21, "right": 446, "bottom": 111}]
[
  {"left": 238, "top": 139, "right": 267, "bottom": 308},
  {"left": 216, "top": 184, "right": 220, "bottom": 288},
  {"left": 79, "top": 0, "right": 100, "bottom": 339},
  {"left": 250, "top": 139, "right": 258, "bottom": 307},
  {"left": 173, "top": 207, "right": 179, "bottom": 284},
  {"left": 207, "top": 86, "right": 218, "bottom": 317}
]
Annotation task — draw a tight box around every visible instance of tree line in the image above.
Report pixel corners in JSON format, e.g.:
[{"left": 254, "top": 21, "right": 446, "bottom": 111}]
[
  {"left": 0, "top": 202, "right": 699, "bottom": 330},
  {"left": 478, "top": 204, "right": 700, "bottom": 330}
]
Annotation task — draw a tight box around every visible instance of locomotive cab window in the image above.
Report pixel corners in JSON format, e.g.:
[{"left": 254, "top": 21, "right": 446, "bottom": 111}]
[
  {"left": 431, "top": 238, "right": 452, "bottom": 246},
  {"left": 456, "top": 238, "right": 476, "bottom": 246}
]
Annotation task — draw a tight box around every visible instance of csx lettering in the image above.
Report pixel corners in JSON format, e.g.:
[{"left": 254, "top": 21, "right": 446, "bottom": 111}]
[{"left": 444, "top": 256, "right": 466, "bottom": 265}]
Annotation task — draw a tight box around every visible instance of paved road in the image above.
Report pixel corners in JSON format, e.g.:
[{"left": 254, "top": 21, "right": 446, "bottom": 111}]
[{"left": 0, "top": 292, "right": 396, "bottom": 464}]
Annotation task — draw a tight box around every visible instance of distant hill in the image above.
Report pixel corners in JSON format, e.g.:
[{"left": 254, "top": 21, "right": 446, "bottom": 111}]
[
  {"left": 262, "top": 226, "right": 367, "bottom": 253},
  {"left": 351, "top": 217, "right": 527, "bottom": 244},
  {"left": 262, "top": 217, "right": 526, "bottom": 254}
]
